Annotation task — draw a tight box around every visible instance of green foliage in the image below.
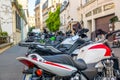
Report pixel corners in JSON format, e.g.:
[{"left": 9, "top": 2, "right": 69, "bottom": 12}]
[
  {"left": 18, "top": 4, "right": 25, "bottom": 18},
  {"left": 15, "top": 0, "right": 25, "bottom": 19},
  {"left": 46, "top": 7, "right": 60, "bottom": 32},
  {"left": 0, "top": 32, "right": 8, "bottom": 44},
  {"left": 0, "top": 32, "right": 8, "bottom": 37},
  {"left": 18, "top": 4, "right": 22, "bottom": 9},
  {"left": 29, "top": 27, "right": 35, "bottom": 32},
  {"left": 110, "top": 16, "right": 119, "bottom": 23}
]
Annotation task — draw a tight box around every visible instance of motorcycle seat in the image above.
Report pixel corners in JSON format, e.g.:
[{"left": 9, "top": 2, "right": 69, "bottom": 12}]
[
  {"left": 46, "top": 46, "right": 61, "bottom": 53},
  {"left": 36, "top": 45, "right": 61, "bottom": 53},
  {"left": 43, "top": 54, "right": 87, "bottom": 71}
]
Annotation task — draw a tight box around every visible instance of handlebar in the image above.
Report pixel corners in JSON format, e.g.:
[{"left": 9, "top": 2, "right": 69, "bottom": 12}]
[
  {"left": 105, "top": 29, "right": 120, "bottom": 39},
  {"left": 78, "top": 28, "right": 89, "bottom": 34}
]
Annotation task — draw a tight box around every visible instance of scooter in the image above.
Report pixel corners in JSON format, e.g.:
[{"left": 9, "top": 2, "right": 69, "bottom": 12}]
[{"left": 17, "top": 30, "right": 120, "bottom": 80}]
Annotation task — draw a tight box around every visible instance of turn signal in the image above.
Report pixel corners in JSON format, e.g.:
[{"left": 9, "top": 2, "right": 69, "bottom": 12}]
[{"left": 35, "top": 69, "right": 42, "bottom": 76}]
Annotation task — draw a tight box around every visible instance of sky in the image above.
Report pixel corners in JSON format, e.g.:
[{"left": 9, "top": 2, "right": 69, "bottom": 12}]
[{"left": 28, "top": 0, "right": 36, "bottom": 16}]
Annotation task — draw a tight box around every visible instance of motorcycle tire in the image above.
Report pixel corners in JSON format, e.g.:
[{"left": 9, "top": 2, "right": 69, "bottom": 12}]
[
  {"left": 23, "top": 74, "right": 56, "bottom": 80},
  {"left": 23, "top": 74, "right": 32, "bottom": 80}
]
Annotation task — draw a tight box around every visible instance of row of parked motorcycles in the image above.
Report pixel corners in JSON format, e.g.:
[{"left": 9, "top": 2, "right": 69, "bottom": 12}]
[{"left": 17, "top": 28, "right": 120, "bottom": 80}]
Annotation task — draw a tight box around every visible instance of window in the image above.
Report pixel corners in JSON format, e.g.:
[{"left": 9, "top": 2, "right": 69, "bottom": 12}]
[
  {"left": 93, "top": 7, "right": 102, "bottom": 15},
  {"left": 104, "top": 3, "right": 115, "bottom": 11},
  {"left": 15, "top": 12, "right": 21, "bottom": 30},
  {"left": 86, "top": 11, "right": 92, "bottom": 17}
]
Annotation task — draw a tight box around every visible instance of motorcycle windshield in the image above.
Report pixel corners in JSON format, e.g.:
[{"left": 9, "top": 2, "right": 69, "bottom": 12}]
[{"left": 61, "top": 35, "right": 79, "bottom": 45}]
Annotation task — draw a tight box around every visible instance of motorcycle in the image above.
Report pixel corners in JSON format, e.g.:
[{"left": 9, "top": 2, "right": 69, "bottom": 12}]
[
  {"left": 26, "top": 28, "right": 90, "bottom": 56},
  {"left": 17, "top": 30, "right": 120, "bottom": 80}
]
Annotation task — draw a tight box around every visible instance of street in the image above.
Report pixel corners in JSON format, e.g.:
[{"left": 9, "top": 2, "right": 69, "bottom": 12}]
[
  {"left": 0, "top": 44, "right": 120, "bottom": 80},
  {"left": 112, "top": 47, "right": 120, "bottom": 66},
  {"left": 0, "top": 45, "right": 28, "bottom": 80}
]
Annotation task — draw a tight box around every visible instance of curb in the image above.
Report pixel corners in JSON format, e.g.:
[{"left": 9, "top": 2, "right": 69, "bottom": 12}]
[{"left": 0, "top": 43, "right": 13, "bottom": 54}]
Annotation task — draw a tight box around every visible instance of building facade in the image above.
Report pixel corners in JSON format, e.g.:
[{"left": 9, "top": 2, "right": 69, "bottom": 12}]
[
  {"left": 35, "top": 0, "right": 41, "bottom": 29},
  {"left": 48, "top": 0, "right": 62, "bottom": 12},
  {"left": 34, "top": 0, "right": 120, "bottom": 35},
  {"left": 18, "top": 0, "right": 29, "bottom": 41},
  {"left": 0, "top": 0, "right": 23, "bottom": 44},
  {"left": 28, "top": 16, "right": 35, "bottom": 27},
  {"left": 42, "top": 0, "right": 61, "bottom": 31},
  {"left": 11, "top": 0, "right": 28, "bottom": 44},
  {"left": 60, "top": 0, "right": 81, "bottom": 33},
  {"left": 0, "top": 0, "right": 13, "bottom": 35},
  {"left": 60, "top": 0, "right": 69, "bottom": 32},
  {"left": 34, "top": 0, "right": 47, "bottom": 31},
  {"left": 34, "top": 0, "right": 61, "bottom": 31},
  {"left": 79, "top": 0, "right": 115, "bottom": 40},
  {"left": 18, "top": 0, "right": 28, "bottom": 10},
  {"left": 42, "top": 0, "right": 48, "bottom": 29},
  {"left": 114, "top": 0, "right": 120, "bottom": 30}
]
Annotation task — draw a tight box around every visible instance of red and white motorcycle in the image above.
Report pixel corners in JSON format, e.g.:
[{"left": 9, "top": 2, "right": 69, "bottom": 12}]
[{"left": 17, "top": 30, "right": 120, "bottom": 80}]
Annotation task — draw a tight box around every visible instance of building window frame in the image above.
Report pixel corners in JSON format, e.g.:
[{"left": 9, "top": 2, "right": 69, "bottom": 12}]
[
  {"left": 15, "top": 11, "right": 21, "bottom": 31},
  {"left": 104, "top": 3, "right": 115, "bottom": 11},
  {"left": 86, "top": 11, "right": 92, "bottom": 17},
  {"left": 93, "top": 6, "right": 102, "bottom": 15}
]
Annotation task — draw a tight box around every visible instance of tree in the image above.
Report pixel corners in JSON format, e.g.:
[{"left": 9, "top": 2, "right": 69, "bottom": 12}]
[
  {"left": 110, "top": 16, "right": 118, "bottom": 23},
  {"left": 46, "top": 6, "right": 60, "bottom": 32}
]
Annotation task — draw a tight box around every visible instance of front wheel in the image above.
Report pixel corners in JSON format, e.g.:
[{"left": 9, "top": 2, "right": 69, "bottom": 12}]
[
  {"left": 23, "top": 74, "right": 32, "bottom": 80},
  {"left": 23, "top": 74, "right": 56, "bottom": 80}
]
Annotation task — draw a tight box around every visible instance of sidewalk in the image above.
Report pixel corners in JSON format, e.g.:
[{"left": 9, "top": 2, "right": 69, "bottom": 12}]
[{"left": 0, "top": 43, "right": 13, "bottom": 54}]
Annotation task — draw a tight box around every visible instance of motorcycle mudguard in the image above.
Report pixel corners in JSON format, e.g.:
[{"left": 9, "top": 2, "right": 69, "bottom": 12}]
[{"left": 16, "top": 57, "right": 77, "bottom": 77}]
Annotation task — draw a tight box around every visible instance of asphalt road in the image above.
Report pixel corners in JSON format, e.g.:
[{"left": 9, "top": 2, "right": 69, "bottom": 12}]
[
  {"left": 112, "top": 47, "right": 120, "bottom": 66},
  {"left": 0, "top": 45, "right": 28, "bottom": 80}
]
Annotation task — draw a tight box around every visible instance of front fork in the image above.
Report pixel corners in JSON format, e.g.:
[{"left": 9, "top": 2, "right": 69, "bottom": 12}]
[{"left": 96, "top": 57, "right": 120, "bottom": 80}]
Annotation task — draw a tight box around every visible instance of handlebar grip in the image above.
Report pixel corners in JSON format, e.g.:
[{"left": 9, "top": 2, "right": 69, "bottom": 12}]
[{"left": 105, "top": 29, "right": 120, "bottom": 39}]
